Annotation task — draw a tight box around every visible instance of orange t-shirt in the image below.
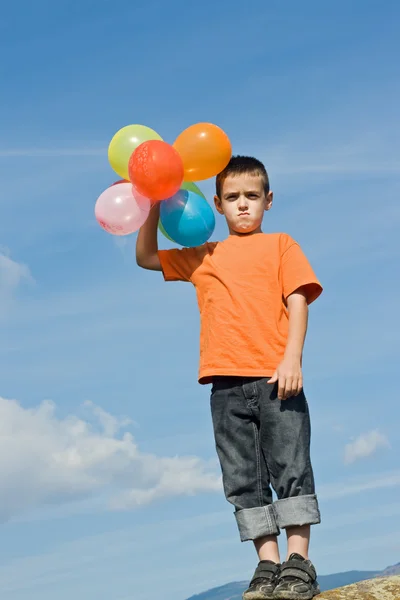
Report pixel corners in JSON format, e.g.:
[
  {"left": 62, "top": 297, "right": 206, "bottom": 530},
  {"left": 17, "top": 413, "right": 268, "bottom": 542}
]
[{"left": 158, "top": 232, "right": 322, "bottom": 385}]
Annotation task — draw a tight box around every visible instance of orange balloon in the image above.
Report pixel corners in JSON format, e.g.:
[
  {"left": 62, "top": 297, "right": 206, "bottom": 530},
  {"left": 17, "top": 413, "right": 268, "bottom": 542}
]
[
  {"left": 173, "top": 123, "right": 232, "bottom": 181},
  {"left": 128, "top": 140, "right": 184, "bottom": 202}
]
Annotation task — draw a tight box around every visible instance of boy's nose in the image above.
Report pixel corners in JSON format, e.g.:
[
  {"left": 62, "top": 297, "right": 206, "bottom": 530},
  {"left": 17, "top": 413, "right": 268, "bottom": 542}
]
[{"left": 238, "top": 195, "right": 248, "bottom": 209}]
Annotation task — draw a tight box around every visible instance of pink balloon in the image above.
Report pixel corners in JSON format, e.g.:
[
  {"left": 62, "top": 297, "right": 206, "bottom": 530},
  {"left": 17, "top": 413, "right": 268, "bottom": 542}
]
[{"left": 95, "top": 183, "right": 151, "bottom": 235}]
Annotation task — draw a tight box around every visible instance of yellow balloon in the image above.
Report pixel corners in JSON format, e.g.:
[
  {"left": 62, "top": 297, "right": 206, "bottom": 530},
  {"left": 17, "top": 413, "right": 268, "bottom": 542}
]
[{"left": 108, "top": 124, "right": 163, "bottom": 180}]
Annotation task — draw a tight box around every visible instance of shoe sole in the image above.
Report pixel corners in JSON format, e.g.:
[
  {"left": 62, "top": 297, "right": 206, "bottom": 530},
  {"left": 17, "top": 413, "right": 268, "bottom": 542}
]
[
  {"left": 273, "top": 587, "right": 320, "bottom": 599},
  {"left": 242, "top": 593, "right": 275, "bottom": 600}
]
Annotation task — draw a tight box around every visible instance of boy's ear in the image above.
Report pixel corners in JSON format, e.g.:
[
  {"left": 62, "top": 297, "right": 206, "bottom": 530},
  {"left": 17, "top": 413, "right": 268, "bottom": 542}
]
[
  {"left": 265, "top": 191, "right": 273, "bottom": 211},
  {"left": 214, "top": 195, "right": 224, "bottom": 214}
]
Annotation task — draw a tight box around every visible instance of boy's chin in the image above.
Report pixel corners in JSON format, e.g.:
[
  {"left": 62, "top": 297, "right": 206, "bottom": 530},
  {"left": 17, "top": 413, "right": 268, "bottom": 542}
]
[{"left": 231, "top": 221, "right": 260, "bottom": 234}]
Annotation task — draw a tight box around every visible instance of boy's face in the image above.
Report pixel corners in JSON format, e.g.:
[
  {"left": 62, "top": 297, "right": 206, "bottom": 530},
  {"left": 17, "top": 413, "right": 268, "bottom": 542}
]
[{"left": 214, "top": 173, "right": 273, "bottom": 235}]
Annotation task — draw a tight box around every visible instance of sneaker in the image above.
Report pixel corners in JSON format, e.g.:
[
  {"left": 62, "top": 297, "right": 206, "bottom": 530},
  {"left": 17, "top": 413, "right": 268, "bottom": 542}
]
[
  {"left": 242, "top": 560, "right": 281, "bottom": 600},
  {"left": 273, "top": 553, "right": 320, "bottom": 599}
]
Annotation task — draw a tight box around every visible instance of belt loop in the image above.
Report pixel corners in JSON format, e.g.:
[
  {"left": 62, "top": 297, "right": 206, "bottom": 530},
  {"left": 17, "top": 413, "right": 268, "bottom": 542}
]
[{"left": 242, "top": 378, "right": 258, "bottom": 402}]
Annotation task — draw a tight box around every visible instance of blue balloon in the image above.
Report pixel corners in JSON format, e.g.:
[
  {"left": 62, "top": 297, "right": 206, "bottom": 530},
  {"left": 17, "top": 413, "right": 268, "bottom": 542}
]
[{"left": 160, "top": 190, "right": 215, "bottom": 247}]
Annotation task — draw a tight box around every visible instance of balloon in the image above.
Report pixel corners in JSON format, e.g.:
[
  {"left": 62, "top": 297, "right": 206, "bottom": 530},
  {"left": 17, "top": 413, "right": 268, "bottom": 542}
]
[
  {"left": 108, "top": 125, "right": 162, "bottom": 180},
  {"left": 158, "top": 182, "right": 204, "bottom": 243},
  {"left": 173, "top": 123, "right": 231, "bottom": 181},
  {"left": 95, "top": 183, "right": 151, "bottom": 236},
  {"left": 111, "top": 179, "right": 129, "bottom": 186},
  {"left": 181, "top": 180, "right": 206, "bottom": 199},
  {"left": 129, "top": 140, "right": 184, "bottom": 202},
  {"left": 111, "top": 178, "right": 204, "bottom": 199},
  {"left": 158, "top": 220, "right": 175, "bottom": 242},
  {"left": 160, "top": 190, "right": 215, "bottom": 247}
]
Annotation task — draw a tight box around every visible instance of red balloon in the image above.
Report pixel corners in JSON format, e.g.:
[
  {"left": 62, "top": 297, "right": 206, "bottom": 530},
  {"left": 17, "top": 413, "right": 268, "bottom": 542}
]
[
  {"left": 128, "top": 140, "right": 184, "bottom": 202},
  {"left": 111, "top": 179, "right": 129, "bottom": 186}
]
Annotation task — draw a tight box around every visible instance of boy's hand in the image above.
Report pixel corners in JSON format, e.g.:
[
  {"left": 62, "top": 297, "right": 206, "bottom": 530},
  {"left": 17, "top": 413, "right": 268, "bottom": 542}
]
[
  {"left": 136, "top": 202, "right": 162, "bottom": 271},
  {"left": 267, "top": 358, "right": 303, "bottom": 400}
]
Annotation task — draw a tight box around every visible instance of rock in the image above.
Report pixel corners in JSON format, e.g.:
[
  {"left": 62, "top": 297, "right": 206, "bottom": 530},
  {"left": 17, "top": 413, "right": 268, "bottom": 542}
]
[
  {"left": 376, "top": 562, "right": 400, "bottom": 578},
  {"left": 318, "top": 574, "right": 400, "bottom": 599}
]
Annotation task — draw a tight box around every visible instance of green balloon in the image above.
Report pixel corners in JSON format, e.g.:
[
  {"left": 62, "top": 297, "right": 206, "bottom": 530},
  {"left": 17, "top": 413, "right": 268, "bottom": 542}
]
[
  {"left": 158, "top": 219, "right": 175, "bottom": 242},
  {"left": 181, "top": 181, "right": 206, "bottom": 199}
]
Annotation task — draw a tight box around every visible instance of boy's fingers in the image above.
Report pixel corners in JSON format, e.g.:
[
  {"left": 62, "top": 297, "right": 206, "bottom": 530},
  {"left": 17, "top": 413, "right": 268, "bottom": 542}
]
[
  {"left": 284, "top": 376, "right": 303, "bottom": 400},
  {"left": 278, "top": 375, "right": 286, "bottom": 400},
  {"left": 294, "top": 377, "right": 303, "bottom": 396},
  {"left": 283, "top": 376, "right": 295, "bottom": 400},
  {"left": 268, "top": 371, "right": 278, "bottom": 384},
  {"left": 288, "top": 376, "right": 298, "bottom": 398}
]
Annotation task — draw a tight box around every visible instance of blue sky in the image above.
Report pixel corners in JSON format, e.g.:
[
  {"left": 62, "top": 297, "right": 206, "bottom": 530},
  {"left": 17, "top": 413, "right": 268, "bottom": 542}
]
[{"left": 1, "top": 1, "right": 400, "bottom": 599}]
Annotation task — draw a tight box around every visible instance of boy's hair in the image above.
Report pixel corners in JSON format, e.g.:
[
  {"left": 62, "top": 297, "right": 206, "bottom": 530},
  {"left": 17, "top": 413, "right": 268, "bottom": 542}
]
[{"left": 215, "top": 155, "right": 270, "bottom": 198}]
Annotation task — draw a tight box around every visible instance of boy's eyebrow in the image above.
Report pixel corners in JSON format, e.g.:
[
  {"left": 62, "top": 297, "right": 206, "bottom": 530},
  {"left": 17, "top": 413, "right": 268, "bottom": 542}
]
[{"left": 224, "top": 189, "right": 260, "bottom": 196}]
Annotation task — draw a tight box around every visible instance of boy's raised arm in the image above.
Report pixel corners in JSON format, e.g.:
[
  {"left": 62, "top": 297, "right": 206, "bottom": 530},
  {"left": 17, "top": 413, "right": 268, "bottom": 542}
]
[{"left": 136, "top": 203, "right": 162, "bottom": 271}]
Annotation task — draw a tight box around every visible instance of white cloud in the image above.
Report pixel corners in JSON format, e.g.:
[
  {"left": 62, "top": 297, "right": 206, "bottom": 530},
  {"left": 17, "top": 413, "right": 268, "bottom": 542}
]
[
  {"left": 319, "top": 470, "right": 400, "bottom": 501},
  {"left": 319, "top": 502, "right": 400, "bottom": 530},
  {"left": 0, "top": 396, "right": 221, "bottom": 521},
  {"left": 344, "top": 430, "right": 390, "bottom": 465},
  {"left": 317, "top": 530, "right": 400, "bottom": 558},
  {"left": 0, "top": 251, "right": 33, "bottom": 316}
]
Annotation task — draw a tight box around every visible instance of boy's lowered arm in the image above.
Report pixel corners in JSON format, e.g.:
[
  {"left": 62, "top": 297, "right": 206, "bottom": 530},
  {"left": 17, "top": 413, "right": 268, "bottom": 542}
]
[
  {"left": 136, "top": 203, "right": 162, "bottom": 271},
  {"left": 284, "top": 287, "right": 309, "bottom": 363}
]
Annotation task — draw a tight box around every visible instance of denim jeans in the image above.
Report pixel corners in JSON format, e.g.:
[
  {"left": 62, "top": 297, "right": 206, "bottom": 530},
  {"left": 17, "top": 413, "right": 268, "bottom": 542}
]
[{"left": 210, "top": 376, "right": 321, "bottom": 542}]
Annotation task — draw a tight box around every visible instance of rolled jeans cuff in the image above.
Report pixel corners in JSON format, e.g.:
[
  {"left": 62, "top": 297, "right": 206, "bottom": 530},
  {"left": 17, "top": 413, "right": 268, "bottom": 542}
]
[
  {"left": 234, "top": 505, "right": 280, "bottom": 541},
  {"left": 274, "top": 494, "right": 321, "bottom": 529}
]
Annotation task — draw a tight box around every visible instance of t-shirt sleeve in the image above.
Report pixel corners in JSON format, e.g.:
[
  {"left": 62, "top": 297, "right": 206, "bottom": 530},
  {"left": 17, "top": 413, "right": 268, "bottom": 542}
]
[
  {"left": 158, "top": 247, "right": 203, "bottom": 282},
  {"left": 280, "top": 236, "right": 323, "bottom": 305}
]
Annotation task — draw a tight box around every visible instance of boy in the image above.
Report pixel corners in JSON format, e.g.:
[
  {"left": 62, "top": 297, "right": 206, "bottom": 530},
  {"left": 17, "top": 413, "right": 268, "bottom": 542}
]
[{"left": 136, "top": 156, "right": 322, "bottom": 600}]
